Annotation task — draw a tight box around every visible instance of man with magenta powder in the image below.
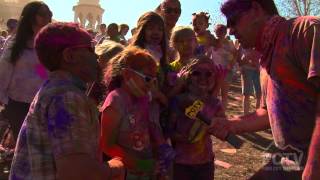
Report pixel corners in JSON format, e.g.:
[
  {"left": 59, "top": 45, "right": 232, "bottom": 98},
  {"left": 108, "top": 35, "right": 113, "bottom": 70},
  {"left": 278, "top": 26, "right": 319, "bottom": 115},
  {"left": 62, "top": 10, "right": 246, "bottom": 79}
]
[{"left": 210, "top": 0, "right": 320, "bottom": 179}]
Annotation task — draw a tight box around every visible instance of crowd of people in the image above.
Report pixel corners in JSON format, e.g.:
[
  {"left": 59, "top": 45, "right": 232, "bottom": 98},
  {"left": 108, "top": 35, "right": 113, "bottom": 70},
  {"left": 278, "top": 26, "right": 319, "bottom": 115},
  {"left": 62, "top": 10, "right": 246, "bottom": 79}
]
[{"left": 0, "top": 0, "right": 319, "bottom": 179}]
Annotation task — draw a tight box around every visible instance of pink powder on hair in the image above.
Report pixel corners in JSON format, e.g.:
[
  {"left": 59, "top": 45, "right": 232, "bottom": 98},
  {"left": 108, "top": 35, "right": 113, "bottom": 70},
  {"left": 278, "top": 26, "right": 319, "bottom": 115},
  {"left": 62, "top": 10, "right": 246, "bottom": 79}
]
[{"left": 35, "top": 64, "right": 48, "bottom": 80}]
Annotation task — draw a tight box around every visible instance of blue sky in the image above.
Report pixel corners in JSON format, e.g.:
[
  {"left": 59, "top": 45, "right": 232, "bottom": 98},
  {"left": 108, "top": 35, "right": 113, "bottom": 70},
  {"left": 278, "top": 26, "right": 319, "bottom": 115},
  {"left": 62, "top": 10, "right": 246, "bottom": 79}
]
[
  {"left": 43, "top": 0, "right": 283, "bottom": 36},
  {"left": 43, "top": 0, "right": 225, "bottom": 33}
]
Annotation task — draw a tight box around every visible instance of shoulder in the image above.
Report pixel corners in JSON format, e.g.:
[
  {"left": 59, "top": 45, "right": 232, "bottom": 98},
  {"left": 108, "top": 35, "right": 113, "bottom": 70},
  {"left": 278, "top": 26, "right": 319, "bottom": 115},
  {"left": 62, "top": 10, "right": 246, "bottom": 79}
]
[
  {"left": 106, "top": 89, "right": 123, "bottom": 100},
  {"left": 100, "top": 89, "right": 126, "bottom": 112},
  {"left": 41, "top": 82, "right": 88, "bottom": 106}
]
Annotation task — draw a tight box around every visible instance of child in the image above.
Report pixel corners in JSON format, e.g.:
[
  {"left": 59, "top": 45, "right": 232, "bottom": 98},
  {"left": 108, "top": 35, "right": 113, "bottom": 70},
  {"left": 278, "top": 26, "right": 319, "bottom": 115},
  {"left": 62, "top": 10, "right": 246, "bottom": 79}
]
[
  {"left": 100, "top": 46, "right": 175, "bottom": 179},
  {"left": 191, "top": 12, "right": 215, "bottom": 55},
  {"left": 169, "top": 26, "right": 198, "bottom": 72},
  {"left": 168, "top": 56, "right": 226, "bottom": 180},
  {"left": 130, "top": 11, "right": 168, "bottom": 68},
  {"left": 129, "top": 11, "right": 169, "bottom": 106},
  {"left": 209, "top": 24, "right": 238, "bottom": 110},
  {"left": 10, "top": 22, "right": 124, "bottom": 180}
]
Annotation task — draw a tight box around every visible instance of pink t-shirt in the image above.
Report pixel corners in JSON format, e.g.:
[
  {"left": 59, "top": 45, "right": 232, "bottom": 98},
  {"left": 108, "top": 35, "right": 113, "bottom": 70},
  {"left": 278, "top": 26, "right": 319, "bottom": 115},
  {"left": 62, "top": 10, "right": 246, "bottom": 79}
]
[{"left": 100, "top": 88, "right": 165, "bottom": 174}]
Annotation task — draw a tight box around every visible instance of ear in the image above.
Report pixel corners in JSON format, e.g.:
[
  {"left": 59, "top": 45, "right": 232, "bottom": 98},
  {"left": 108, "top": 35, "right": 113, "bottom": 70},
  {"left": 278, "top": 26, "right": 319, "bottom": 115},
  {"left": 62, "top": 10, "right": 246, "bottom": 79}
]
[{"left": 62, "top": 48, "right": 77, "bottom": 64}]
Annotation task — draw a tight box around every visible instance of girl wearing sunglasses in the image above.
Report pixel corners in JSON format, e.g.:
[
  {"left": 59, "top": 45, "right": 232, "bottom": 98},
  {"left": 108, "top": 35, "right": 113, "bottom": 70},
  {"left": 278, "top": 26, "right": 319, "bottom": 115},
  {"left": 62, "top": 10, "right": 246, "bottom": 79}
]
[
  {"left": 168, "top": 56, "right": 226, "bottom": 180},
  {"left": 100, "top": 46, "right": 175, "bottom": 179}
]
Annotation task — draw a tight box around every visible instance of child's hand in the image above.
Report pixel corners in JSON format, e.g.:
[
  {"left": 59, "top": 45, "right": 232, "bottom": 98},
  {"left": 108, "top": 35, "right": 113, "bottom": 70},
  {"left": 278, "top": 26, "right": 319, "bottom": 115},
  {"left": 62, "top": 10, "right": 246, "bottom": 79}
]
[
  {"left": 156, "top": 144, "right": 176, "bottom": 175},
  {"left": 107, "top": 157, "right": 125, "bottom": 180}
]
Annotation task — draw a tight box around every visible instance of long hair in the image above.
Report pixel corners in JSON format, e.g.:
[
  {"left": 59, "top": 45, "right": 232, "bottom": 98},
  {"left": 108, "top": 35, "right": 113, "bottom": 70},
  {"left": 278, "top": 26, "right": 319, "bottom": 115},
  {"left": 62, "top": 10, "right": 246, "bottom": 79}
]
[
  {"left": 10, "top": 1, "right": 50, "bottom": 64},
  {"left": 130, "top": 11, "right": 168, "bottom": 69}
]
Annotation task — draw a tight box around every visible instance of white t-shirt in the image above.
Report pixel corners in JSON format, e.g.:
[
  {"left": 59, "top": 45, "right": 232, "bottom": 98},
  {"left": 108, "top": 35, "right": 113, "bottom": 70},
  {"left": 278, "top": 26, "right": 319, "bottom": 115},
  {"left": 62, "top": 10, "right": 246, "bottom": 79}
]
[{"left": 208, "top": 40, "right": 236, "bottom": 68}]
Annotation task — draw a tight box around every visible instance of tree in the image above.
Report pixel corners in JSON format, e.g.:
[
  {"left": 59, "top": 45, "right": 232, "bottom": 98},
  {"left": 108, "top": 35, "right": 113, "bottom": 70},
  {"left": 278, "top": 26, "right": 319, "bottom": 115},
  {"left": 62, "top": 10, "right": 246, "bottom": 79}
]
[{"left": 276, "top": 0, "right": 320, "bottom": 17}]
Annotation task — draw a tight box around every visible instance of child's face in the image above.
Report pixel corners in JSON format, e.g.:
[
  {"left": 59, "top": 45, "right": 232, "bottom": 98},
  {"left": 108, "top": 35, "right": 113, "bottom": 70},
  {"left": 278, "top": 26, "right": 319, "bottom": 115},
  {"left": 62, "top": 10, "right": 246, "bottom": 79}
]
[
  {"left": 175, "top": 33, "right": 197, "bottom": 59},
  {"left": 215, "top": 28, "right": 227, "bottom": 39},
  {"left": 123, "top": 66, "right": 157, "bottom": 97},
  {"left": 192, "top": 16, "right": 208, "bottom": 35},
  {"left": 188, "top": 63, "right": 215, "bottom": 95},
  {"left": 144, "top": 23, "right": 164, "bottom": 46}
]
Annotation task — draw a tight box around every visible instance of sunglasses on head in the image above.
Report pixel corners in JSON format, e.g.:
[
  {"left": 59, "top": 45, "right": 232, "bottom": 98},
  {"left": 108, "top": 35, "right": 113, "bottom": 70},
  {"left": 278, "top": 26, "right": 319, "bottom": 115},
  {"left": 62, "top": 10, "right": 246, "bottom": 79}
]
[
  {"left": 164, "top": 7, "right": 181, "bottom": 14},
  {"left": 126, "top": 68, "right": 157, "bottom": 83},
  {"left": 191, "top": 70, "right": 213, "bottom": 78}
]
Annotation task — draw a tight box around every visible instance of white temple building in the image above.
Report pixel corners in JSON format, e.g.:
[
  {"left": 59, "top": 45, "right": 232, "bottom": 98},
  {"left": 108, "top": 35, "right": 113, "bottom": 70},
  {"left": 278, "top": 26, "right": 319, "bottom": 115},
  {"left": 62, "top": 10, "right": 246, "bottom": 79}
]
[{"left": 73, "top": 0, "right": 104, "bottom": 30}]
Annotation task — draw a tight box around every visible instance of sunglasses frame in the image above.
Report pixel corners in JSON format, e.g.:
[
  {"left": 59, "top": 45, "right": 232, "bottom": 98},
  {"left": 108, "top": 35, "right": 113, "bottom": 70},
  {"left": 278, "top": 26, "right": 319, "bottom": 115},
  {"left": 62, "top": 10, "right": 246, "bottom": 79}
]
[{"left": 125, "top": 68, "right": 157, "bottom": 83}]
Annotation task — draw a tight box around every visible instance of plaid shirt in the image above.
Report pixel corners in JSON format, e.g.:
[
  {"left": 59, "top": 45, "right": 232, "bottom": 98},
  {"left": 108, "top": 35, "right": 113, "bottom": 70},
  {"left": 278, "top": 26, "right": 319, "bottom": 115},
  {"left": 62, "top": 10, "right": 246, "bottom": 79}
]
[{"left": 10, "top": 71, "right": 99, "bottom": 180}]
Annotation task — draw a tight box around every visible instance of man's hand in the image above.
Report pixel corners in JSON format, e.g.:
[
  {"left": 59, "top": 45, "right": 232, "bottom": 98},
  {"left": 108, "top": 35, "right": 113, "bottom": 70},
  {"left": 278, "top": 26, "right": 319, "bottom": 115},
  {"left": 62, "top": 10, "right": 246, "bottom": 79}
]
[
  {"left": 207, "top": 117, "right": 231, "bottom": 140},
  {"left": 108, "top": 157, "right": 125, "bottom": 180}
]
